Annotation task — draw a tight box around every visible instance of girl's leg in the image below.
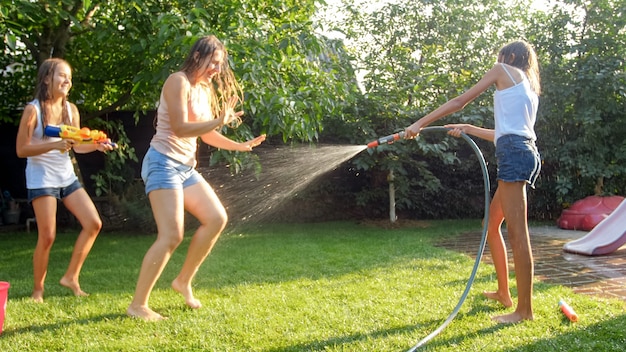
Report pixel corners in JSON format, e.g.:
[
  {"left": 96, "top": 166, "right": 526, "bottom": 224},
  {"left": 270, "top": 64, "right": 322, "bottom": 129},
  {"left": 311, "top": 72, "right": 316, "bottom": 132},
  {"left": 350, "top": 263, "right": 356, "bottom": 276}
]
[
  {"left": 482, "top": 189, "right": 513, "bottom": 307},
  {"left": 60, "top": 188, "right": 103, "bottom": 296},
  {"left": 492, "top": 180, "right": 534, "bottom": 323},
  {"left": 171, "top": 180, "right": 227, "bottom": 309},
  {"left": 127, "top": 188, "right": 185, "bottom": 321},
  {"left": 30, "top": 196, "right": 59, "bottom": 302}
]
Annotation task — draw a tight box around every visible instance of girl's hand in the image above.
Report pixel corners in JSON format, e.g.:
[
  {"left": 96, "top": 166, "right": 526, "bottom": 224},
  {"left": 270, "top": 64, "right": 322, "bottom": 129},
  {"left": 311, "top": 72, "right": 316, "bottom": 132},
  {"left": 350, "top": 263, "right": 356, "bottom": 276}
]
[
  {"left": 220, "top": 96, "right": 244, "bottom": 127},
  {"left": 405, "top": 121, "right": 423, "bottom": 139},
  {"left": 444, "top": 124, "right": 471, "bottom": 138},
  {"left": 55, "top": 139, "right": 74, "bottom": 153},
  {"left": 241, "top": 134, "right": 267, "bottom": 151},
  {"left": 96, "top": 140, "right": 116, "bottom": 152}
]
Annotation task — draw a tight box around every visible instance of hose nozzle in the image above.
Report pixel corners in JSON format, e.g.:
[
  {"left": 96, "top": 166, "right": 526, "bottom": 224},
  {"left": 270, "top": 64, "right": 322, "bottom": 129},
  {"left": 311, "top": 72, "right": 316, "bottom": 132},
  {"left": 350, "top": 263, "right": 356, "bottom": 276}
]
[{"left": 367, "top": 131, "right": 406, "bottom": 148}]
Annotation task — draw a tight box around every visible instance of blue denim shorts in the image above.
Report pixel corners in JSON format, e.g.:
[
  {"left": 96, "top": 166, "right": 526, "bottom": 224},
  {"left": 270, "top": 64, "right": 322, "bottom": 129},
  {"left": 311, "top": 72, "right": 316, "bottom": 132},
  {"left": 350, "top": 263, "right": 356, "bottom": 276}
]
[
  {"left": 495, "top": 134, "right": 541, "bottom": 188},
  {"left": 27, "top": 178, "right": 82, "bottom": 203},
  {"left": 141, "top": 147, "right": 204, "bottom": 194}
]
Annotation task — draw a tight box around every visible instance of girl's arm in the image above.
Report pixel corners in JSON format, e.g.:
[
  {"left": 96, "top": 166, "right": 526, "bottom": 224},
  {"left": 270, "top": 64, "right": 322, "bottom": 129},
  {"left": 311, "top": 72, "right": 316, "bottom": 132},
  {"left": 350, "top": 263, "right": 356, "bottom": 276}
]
[
  {"left": 200, "top": 130, "right": 266, "bottom": 152},
  {"left": 16, "top": 104, "right": 70, "bottom": 157},
  {"left": 405, "top": 64, "right": 503, "bottom": 138},
  {"left": 444, "top": 123, "right": 495, "bottom": 142}
]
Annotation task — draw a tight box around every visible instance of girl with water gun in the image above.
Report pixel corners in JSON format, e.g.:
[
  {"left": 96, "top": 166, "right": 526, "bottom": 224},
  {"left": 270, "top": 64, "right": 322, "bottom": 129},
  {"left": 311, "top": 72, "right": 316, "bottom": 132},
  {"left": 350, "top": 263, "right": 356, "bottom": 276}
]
[{"left": 15, "top": 58, "right": 116, "bottom": 303}]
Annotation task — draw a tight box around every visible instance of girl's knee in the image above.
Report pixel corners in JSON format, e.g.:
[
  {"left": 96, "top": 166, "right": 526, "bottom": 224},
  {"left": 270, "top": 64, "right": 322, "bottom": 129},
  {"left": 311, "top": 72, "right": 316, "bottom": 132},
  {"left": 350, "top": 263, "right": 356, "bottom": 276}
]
[
  {"left": 200, "top": 208, "right": 228, "bottom": 229},
  {"left": 216, "top": 211, "right": 228, "bottom": 228},
  {"left": 83, "top": 217, "right": 103, "bottom": 236},
  {"left": 212, "top": 212, "right": 228, "bottom": 231},
  {"left": 159, "top": 232, "right": 185, "bottom": 250},
  {"left": 37, "top": 231, "right": 56, "bottom": 249},
  {"left": 92, "top": 217, "right": 103, "bottom": 232}
]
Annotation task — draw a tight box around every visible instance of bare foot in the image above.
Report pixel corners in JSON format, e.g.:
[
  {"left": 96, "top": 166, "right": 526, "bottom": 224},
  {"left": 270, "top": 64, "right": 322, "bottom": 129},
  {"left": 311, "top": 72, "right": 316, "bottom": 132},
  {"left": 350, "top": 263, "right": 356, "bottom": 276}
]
[
  {"left": 59, "top": 277, "right": 89, "bottom": 297},
  {"left": 31, "top": 290, "right": 44, "bottom": 303},
  {"left": 492, "top": 311, "right": 533, "bottom": 324},
  {"left": 483, "top": 290, "right": 513, "bottom": 308},
  {"left": 127, "top": 304, "right": 166, "bottom": 321},
  {"left": 171, "top": 279, "right": 201, "bottom": 309}
]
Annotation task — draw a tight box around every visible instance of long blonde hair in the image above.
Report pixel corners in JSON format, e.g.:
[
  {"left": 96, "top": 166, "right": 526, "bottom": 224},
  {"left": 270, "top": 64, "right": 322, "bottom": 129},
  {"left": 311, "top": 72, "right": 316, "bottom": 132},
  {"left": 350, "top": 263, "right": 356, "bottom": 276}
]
[
  {"left": 34, "top": 58, "right": 72, "bottom": 136},
  {"left": 498, "top": 40, "right": 541, "bottom": 95},
  {"left": 180, "top": 35, "right": 243, "bottom": 126}
]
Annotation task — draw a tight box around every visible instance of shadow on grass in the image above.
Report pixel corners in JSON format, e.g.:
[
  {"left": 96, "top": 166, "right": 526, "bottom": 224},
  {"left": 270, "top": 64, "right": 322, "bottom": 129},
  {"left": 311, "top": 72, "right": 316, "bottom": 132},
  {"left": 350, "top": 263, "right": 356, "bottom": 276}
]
[
  {"left": 10, "top": 222, "right": 464, "bottom": 293},
  {"left": 263, "top": 311, "right": 626, "bottom": 352},
  {"left": 507, "top": 313, "right": 626, "bottom": 351},
  {"left": 260, "top": 315, "right": 511, "bottom": 352},
  {"left": 262, "top": 317, "right": 448, "bottom": 352},
  {"left": 0, "top": 221, "right": 497, "bottom": 305},
  {"left": 423, "top": 313, "right": 626, "bottom": 351},
  {"left": 0, "top": 313, "right": 127, "bottom": 337}
]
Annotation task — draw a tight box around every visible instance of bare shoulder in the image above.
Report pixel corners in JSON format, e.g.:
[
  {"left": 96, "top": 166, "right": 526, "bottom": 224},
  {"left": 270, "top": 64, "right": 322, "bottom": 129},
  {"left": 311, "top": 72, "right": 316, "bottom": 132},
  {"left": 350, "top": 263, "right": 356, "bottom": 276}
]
[
  {"left": 162, "top": 72, "right": 189, "bottom": 100},
  {"left": 164, "top": 72, "right": 189, "bottom": 90},
  {"left": 18, "top": 104, "right": 38, "bottom": 132},
  {"left": 22, "top": 103, "right": 37, "bottom": 116},
  {"left": 493, "top": 63, "right": 524, "bottom": 89},
  {"left": 498, "top": 63, "right": 524, "bottom": 80}
]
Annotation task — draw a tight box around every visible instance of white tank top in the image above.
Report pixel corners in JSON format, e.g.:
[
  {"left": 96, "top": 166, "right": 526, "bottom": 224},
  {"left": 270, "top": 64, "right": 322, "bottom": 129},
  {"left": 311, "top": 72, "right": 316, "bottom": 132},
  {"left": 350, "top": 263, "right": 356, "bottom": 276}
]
[
  {"left": 493, "top": 64, "right": 539, "bottom": 144},
  {"left": 25, "top": 99, "right": 78, "bottom": 189}
]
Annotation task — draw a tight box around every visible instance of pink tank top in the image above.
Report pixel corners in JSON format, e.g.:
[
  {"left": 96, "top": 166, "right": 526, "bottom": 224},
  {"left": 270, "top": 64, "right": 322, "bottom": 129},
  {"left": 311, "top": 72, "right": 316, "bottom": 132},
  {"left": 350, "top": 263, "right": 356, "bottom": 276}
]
[{"left": 150, "top": 72, "right": 213, "bottom": 167}]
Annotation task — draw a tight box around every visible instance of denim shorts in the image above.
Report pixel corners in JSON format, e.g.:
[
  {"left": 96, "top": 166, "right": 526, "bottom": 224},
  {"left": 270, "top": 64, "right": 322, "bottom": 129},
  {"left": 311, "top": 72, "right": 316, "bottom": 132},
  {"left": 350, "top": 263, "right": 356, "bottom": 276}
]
[
  {"left": 27, "top": 178, "right": 83, "bottom": 203},
  {"left": 141, "top": 147, "right": 204, "bottom": 194},
  {"left": 495, "top": 134, "right": 541, "bottom": 188}
]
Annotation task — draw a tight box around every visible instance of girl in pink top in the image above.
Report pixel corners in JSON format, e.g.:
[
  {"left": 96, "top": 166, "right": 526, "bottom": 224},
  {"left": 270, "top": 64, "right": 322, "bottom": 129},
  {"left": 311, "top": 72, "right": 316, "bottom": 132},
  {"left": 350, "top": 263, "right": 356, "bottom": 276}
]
[{"left": 127, "top": 35, "right": 266, "bottom": 321}]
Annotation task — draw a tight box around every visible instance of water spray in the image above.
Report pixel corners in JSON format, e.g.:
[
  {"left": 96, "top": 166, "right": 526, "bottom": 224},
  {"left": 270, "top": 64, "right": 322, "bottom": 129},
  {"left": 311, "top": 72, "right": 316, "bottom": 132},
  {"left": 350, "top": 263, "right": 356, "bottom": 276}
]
[
  {"left": 366, "top": 131, "right": 406, "bottom": 148},
  {"left": 368, "top": 126, "right": 490, "bottom": 351}
]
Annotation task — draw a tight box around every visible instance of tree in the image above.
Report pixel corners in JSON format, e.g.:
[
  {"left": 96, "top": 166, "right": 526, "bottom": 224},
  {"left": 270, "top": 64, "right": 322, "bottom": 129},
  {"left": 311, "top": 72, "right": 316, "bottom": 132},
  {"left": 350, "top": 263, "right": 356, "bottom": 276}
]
[
  {"left": 528, "top": 0, "right": 626, "bottom": 209},
  {"left": 321, "top": 0, "right": 626, "bottom": 220},
  {"left": 0, "top": 0, "right": 360, "bottom": 196},
  {"left": 322, "top": 0, "right": 528, "bottom": 218}
]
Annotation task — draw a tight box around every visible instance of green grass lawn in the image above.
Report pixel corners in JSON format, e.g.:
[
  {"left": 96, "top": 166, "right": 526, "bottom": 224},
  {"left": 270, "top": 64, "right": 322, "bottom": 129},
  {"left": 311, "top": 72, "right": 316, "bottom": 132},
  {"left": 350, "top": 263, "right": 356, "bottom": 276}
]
[{"left": 0, "top": 220, "right": 624, "bottom": 351}]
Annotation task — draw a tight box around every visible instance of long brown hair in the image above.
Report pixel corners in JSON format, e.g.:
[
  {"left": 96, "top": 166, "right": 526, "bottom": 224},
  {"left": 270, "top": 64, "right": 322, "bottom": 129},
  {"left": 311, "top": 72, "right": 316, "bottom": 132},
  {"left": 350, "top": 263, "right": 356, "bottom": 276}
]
[
  {"left": 499, "top": 41, "right": 541, "bottom": 95},
  {"left": 34, "top": 58, "right": 72, "bottom": 136},
  {"left": 180, "top": 35, "right": 243, "bottom": 126}
]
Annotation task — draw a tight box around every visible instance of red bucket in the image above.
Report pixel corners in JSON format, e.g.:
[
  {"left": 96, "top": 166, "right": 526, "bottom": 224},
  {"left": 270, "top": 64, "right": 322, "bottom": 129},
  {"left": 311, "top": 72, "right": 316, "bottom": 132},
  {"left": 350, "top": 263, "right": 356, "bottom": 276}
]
[{"left": 0, "top": 281, "right": 9, "bottom": 335}]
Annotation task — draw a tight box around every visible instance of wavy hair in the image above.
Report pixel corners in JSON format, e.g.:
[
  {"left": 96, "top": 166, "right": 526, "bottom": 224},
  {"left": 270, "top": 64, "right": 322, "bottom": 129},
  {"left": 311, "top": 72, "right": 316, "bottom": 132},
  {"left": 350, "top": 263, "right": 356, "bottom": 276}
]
[
  {"left": 33, "top": 58, "right": 72, "bottom": 137},
  {"left": 180, "top": 35, "right": 243, "bottom": 126}
]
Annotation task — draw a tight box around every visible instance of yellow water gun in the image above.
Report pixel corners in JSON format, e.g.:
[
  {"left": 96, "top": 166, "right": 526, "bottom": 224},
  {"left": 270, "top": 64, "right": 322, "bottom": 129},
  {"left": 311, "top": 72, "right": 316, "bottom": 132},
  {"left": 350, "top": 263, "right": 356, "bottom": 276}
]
[{"left": 44, "top": 125, "right": 117, "bottom": 147}]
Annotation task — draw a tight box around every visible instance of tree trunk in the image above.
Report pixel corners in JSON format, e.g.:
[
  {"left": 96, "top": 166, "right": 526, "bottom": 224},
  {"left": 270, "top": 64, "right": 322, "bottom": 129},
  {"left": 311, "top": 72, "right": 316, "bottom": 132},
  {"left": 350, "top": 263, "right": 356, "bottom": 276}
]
[
  {"left": 388, "top": 170, "right": 397, "bottom": 223},
  {"left": 594, "top": 176, "right": 604, "bottom": 196}
]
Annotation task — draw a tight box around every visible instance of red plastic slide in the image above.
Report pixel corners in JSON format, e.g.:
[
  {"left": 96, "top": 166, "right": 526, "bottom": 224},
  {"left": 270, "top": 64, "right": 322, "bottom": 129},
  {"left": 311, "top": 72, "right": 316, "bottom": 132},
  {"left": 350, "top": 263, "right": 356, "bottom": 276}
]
[
  {"left": 557, "top": 195, "right": 624, "bottom": 231},
  {"left": 563, "top": 198, "right": 626, "bottom": 256}
]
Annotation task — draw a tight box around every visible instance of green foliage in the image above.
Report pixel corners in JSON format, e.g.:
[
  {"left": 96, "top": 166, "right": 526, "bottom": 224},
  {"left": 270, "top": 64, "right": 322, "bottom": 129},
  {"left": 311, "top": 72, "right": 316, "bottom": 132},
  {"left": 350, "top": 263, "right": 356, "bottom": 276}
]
[
  {"left": 322, "top": 0, "right": 524, "bottom": 218},
  {"left": 114, "top": 179, "right": 157, "bottom": 233},
  {"left": 529, "top": 0, "right": 626, "bottom": 208},
  {"left": 80, "top": 117, "right": 138, "bottom": 197},
  {"left": 319, "top": 0, "right": 626, "bottom": 219},
  {"left": 3, "top": 0, "right": 626, "bottom": 220},
  {"left": 0, "top": 0, "right": 360, "bottom": 198}
]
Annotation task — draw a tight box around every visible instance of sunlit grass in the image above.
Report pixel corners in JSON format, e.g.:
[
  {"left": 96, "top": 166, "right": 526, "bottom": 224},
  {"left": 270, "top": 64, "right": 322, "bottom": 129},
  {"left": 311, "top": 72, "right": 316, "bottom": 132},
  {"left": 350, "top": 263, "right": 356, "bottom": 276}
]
[{"left": 0, "top": 220, "right": 624, "bottom": 351}]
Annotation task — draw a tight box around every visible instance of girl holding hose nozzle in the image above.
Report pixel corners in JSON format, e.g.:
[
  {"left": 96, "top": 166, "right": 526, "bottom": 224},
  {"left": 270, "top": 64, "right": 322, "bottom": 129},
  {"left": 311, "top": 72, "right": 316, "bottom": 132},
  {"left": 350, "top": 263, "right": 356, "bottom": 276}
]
[{"left": 405, "top": 40, "right": 541, "bottom": 324}]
